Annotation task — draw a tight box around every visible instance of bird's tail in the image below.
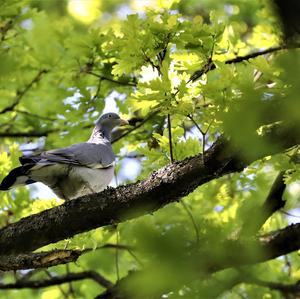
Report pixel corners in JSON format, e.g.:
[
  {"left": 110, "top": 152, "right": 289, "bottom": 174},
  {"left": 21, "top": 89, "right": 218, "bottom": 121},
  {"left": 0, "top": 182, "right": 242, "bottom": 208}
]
[{"left": 0, "top": 166, "right": 35, "bottom": 190}]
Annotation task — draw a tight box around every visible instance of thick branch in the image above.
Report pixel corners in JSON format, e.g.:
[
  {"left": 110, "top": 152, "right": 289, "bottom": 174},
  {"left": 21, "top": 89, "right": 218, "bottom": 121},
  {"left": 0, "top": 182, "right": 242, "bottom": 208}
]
[
  {"left": 0, "top": 122, "right": 298, "bottom": 255},
  {"left": 273, "top": 0, "right": 300, "bottom": 40},
  {"left": 0, "top": 137, "right": 240, "bottom": 255},
  {"left": 0, "top": 271, "right": 113, "bottom": 290}
]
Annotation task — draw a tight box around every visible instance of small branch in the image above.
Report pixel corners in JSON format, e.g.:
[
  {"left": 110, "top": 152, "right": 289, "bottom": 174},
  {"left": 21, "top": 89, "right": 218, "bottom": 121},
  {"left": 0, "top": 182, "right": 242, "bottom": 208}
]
[
  {"left": 0, "top": 114, "right": 149, "bottom": 140},
  {"left": 45, "top": 270, "right": 69, "bottom": 298},
  {"left": 115, "top": 228, "right": 120, "bottom": 282},
  {"left": 142, "top": 49, "right": 160, "bottom": 74},
  {"left": 189, "top": 44, "right": 299, "bottom": 82},
  {"left": 94, "top": 243, "right": 135, "bottom": 251},
  {"left": 0, "top": 243, "right": 134, "bottom": 272},
  {"left": 14, "top": 109, "right": 56, "bottom": 121},
  {"left": 65, "top": 264, "right": 75, "bottom": 297},
  {"left": 0, "top": 271, "right": 113, "bottom": 290},
  {"left": 112, "top": 110, "right": 158, "bottom": 143},
  {"left": 18, "top": 269, "right": 42, "bottom": 282},
  {"left": 187, "top": 114, "right": 213, "bottom": 163},
  {"left": 225, "top": 46, "right": 285, "bottom": 64},
  {"left": 187, "top": 114, "right": 205, "bottom": 135},
  {"left": 245, "top": 277, "right": 300, "bottom": 295},
  {"left": 0, "top": 129, "right": 58, "bottom": 138},
  {"left": 91, "top": 77, "right": 103, "bottom": 102},
  {"left": 180, "top": 200, "right": 200, "bottom": 245},
  {"left": 280, "top": 209, "right": 300, "bottom": 219},
  {"left": 0, "top": 19, "right": 14, "bottom": 43},
  {"left": 167, "top": 114, "right": 174, "bottom": 163},
  {"left": 87, "top": 71, "right": 136, "bottom": 87},
  {"left": 0, "top": 69, "right": 48, "bottom": 114},
  {"left": 116, "top": 154, "right": 145, "bottom": 159},
  {"left": 0, "top": 250, "right": 82, "bottom": 271}
]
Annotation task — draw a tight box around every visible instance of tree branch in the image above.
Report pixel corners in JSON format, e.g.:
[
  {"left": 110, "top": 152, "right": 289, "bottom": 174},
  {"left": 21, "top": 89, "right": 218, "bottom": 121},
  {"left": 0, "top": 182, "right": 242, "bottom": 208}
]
[
  {"left": 95, "top": 224, "right": 300, "bottom": 299},
  {"left": 0, "top": 137, "right": 239, "bottom": 255},
  {"left": 0, "top": 114, "right": 146, "bottom": 139},
  {"left": 87, "top": 71, "right": 136, "bottom": 87},
  {"left": 0, "top": 271, "right": 113, "bottom": 290},
  {"left": 240, "top": 171, "right": 287, "bottom": 236},
  {"left": 112, "top": 111, "right": 158, "bottom": 143},
  {"left": 0, "top": 244, "right": 134, "bottom": 272},
  {"left": 13, "top": 109, "right": 56, "bottom": 121},
  {"left": 189, "top": 44, "right": 300, "bottom": 82},
  {"left": 0, "top": 250, "right": 82, "bottom": 271},
  {"left": 0, "top": 129, "right": 57, "bottom": 138},
  {"left": 245, "top": 277, "right": 300, "bottom": 294},
  {"left": 0, "top": 69, "right": 48, "bottom": 114},
  {"left": 167, "top": 114, "right": 174, "bottom": 162},
  {"left": 0, "top": 121, "right": 298, "bottom": 255}
]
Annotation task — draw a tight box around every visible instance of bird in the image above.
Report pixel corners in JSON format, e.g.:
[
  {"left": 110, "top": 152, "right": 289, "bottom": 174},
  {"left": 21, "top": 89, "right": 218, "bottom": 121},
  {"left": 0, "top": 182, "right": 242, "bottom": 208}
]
[{"left": 0, "top": 112, "right": 128, "bottom": 200}]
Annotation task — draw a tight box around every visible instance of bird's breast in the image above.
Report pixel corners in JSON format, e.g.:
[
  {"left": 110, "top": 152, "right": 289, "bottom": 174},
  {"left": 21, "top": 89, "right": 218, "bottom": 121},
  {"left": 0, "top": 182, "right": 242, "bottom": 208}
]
[{"left": 69, "top": 165, "right": 114, "bottom": 195}]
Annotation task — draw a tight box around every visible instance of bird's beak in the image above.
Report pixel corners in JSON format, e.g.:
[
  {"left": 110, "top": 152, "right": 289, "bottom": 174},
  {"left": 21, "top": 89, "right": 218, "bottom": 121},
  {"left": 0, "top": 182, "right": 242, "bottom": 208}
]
[{"left": 119, "top": 118, "right": 129, "bottom": 126}]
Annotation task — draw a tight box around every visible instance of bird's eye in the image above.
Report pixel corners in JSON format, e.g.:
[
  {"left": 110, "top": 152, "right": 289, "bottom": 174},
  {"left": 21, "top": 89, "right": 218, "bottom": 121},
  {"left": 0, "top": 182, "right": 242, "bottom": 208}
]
[{"left": 108, "top": 114, "right": 112, "bottom": 118}]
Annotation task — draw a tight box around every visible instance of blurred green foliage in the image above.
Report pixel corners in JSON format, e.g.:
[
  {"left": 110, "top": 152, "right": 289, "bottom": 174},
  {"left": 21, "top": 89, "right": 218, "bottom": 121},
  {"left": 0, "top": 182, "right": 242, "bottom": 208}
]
[{"left": 0, "top": 0, "right": 299, "bottom": 298}]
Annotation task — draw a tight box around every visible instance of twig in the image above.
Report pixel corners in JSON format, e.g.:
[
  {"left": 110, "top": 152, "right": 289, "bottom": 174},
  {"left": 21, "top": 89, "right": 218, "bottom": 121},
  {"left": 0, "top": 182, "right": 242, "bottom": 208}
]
[
  {"left": 94, "top": 243, "right": 135, "bottom": 251},
  {"left": 45, "top": 270, "right": 69, "bottom": 298},
  {"left": 126, "top": 248, "right": 144, "bottom": 267},
  {"left": 280, "top": 209, "right": 300, "bottom": 219},
  {"left": 18, "top": 269, "right": 42, "bottom": 282},
  {"left": 187, "top": 114, "right": 205, "bottom": 135},
  {"left": 91, "top": 77, "right": 102, "bottom": 102},
  {"left": 142, "top": 49, "right": 160, "bottom": 74},
  {"left": 14, "top": 109, "right": 56, "bottom": 121},
  {"left": 87, "top": 71, "right": 136, "bottom": 87},
  {"left": 180, "top": 200, "right": 200, "bottom": 245},
  {"left": 66, "top": 264, "right": 76, "bottom": 298},
  {"left": 0, "top": 19, "right": 14, "bottom": 43},
  {"left": 114, "top": 167, "right": 119, "bottom": 187},
  {"left": 167, "top": 114, "right": 174, "bottom": 163},
  {"left": 187, "top": 114, "right": 213, "bottom": 163},
  {"left": 116, "top": 154, "right": 145, "bottom": 159},
  {"left": 115, "top": 228, "right": 120, "bottom": 282}
]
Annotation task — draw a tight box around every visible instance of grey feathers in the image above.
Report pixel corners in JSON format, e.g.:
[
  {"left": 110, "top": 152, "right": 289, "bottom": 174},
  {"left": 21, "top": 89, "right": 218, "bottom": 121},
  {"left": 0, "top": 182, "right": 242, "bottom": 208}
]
[
  {"left": 21, "top": 142, "right": 115, "bottom": 169},
  {"left": 0, "top": 112, "right": 128, "bottom": 200}
]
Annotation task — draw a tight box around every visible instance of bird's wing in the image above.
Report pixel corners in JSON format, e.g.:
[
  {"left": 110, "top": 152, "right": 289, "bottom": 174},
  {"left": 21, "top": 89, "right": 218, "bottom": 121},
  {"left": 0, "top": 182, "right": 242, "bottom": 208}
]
[{"left": 20, "top": 143, "right": 115, "bottom": 169}]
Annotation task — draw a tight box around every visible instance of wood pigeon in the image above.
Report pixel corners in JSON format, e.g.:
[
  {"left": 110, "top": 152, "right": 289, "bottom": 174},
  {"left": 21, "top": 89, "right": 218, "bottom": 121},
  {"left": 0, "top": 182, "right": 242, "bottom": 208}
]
[{"left": 0, "top": 113, "right": 128, "bottom": 200}]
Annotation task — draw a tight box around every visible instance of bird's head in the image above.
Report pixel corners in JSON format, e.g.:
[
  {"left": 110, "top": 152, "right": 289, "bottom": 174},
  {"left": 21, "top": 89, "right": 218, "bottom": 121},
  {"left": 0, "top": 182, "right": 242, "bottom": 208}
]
[{"left": 96, "top": 112, "right": 129, "bottom": 132}]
